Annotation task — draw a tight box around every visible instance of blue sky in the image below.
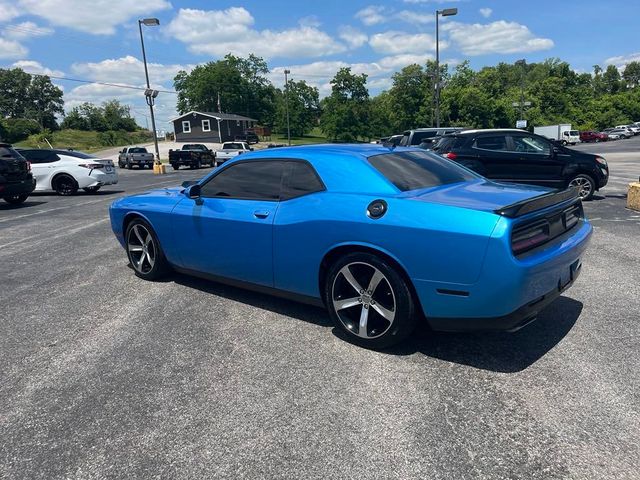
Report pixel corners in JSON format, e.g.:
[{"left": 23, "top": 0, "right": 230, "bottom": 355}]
[{"left": 1, "top": 0, "right": 639, "bottom": 128}]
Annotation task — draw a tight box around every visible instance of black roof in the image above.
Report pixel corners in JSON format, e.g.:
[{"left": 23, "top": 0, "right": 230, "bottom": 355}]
[{"left": 172, "top": 111, "right": 257, "bottom": 122}]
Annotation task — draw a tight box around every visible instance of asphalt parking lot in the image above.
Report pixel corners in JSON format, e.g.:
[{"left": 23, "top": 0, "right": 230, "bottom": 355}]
[{"left": 1, "top": 143, "right": 639, "bottom": 479}]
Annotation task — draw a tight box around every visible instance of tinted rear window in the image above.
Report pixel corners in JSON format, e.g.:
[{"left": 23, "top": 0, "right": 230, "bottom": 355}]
[
  {"left": 54, "top": 150, "right": 95, "bottom": 159},
  {"left": 0, "top": 147, "right": 24, "bottom": 160},
  {"left": 368, "top": 150, "right": 478, "bottom": 192},
  {"left": 130, "top": 148, "right": 148, "bottom": 153}
]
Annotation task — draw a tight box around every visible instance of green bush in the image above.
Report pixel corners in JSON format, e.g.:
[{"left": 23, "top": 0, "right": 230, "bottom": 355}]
[{"left": 0, "top": 118, "right": 42, "bottom": 143}]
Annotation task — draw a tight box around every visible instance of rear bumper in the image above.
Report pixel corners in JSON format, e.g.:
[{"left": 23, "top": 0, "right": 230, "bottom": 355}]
[
  {"left": 0, "top": 176, "right": 36, "bottom": 197},
  {"left": 428, "top": 259, "right": 581, "bottom": 332},
  {"left": 413, "top": 219, "right": 592, "bottom": 331}
]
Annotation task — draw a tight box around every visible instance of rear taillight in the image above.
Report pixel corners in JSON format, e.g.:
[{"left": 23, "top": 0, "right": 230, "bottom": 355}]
[
  {"left": 445, "top": 152, "right": 457, "bottom": 160},
  {"left": 511, "top": 220, "right": 550, "bottom": 255},
  {"left": 78, "top": 163, "right": 104, "bottom": 169}
]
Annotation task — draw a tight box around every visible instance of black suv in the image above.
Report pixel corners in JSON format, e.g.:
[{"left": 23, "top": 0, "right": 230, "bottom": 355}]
[
  {"left": 0, "top": 143, "right": 36, "bottom": 205},
  {"left": 432, "top": 129, "right": 609, "bottom": 200}
]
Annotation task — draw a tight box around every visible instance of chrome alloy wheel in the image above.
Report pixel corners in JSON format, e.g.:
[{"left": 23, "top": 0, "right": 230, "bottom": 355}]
[
  {"left": 568, "top": 176, "right": 593, "bottom": 199},
  {"left": 331, "top": 262, "right": 396, "bottom": 339},
  {"left": 127, "top": 224, "right": 156, "bottom": 274}
]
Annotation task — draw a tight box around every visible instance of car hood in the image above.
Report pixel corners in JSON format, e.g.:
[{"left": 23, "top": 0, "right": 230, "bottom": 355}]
[{"left": 406, "top": 179, "right": 554, "bottom": 213}]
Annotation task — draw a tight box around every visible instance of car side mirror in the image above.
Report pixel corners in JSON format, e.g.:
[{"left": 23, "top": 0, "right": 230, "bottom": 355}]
[
  {"left": 187, "top": 184, "right": 201, "bottom": 198},
  {"left": 181, "top": 180, "right": 198, "bottom": 188}
]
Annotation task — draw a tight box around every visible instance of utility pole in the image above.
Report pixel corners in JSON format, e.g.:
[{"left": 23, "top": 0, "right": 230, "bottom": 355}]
[
  {"left": 513, "top": 59, "right": 531, "bottom": 128},
  {"left": 138, "top": 18, "right": 161, "bottom": 165},
  {"left": 434, "top": 8, "right": 457, "bottom": 128},
  {"left": 284, "top": 69, "right": 291, "bottom": 146}
]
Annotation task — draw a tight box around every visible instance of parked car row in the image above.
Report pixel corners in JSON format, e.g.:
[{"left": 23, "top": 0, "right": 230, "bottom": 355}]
[{"left": 1, "top": 144, "right": 118, "bottom": 204}]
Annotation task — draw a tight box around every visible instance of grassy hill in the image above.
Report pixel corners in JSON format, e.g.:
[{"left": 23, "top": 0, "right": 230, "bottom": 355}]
[
  {"left": 270, "top": 127, "right": 328, "bottom": 145},
  {"left": 15, "top": 129, "right": 154, "bottom": 153}
]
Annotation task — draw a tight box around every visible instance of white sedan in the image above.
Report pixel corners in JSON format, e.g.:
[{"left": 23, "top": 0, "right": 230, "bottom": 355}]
[{"left": 17, "top": 149, "right": 118, "bottom": 195}]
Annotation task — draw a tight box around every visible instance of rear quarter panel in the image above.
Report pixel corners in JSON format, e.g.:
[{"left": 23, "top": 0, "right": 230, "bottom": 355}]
[{"left": 273, "top": 192, "right": 500, "bottom": 299}]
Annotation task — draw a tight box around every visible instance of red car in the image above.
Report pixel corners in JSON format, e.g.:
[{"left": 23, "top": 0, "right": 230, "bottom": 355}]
[{"left": 580, "top": 131, "right": 608, "bottom": 143}]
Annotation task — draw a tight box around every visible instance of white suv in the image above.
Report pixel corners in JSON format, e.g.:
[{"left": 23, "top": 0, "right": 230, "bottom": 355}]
[{"left": 17, "top": 149, "right": 118, "bottom": 195}]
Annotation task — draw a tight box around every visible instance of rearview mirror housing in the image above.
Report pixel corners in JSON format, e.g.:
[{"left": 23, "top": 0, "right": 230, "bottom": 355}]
[
  {"left": 187, "top": 184, "right": 201, "bottom": 198},
  {"left": 181, "top": 180, "right": 198, "bottom": 188}
]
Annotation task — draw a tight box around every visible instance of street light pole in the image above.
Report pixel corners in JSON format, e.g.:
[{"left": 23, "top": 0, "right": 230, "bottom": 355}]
[
  {"left": 284, "top": 69, "right": 291, "bottom": 146},
  {"left": 138, "top": 18, "right": 161, "bottom": 165},
  {"left": 434, "top": 8, "right": 458, "bottom": 128}
]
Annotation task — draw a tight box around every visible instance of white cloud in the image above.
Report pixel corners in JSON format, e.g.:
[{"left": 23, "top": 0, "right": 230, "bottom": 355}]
[
  {"left": 298, "top": 15, "right": 321, "bottom": 28},
  {"left": 479, "top": 8, "right": 493, "bottom": 18},
  {"left": 11, "top": 60, "right": 63, "bottom": 76},
  {"left": 604, "top": 52, "right": 640, "bottom": 70},
  {"left": 0, "top": 1, "right": 20, "bottom": 23},
  {"left": 71, "top": 56, "right": 190, "bottom": 86},
  {"left": 4, "top": 21, "right": 54, "bottom": 40},
  {"left": 403, "top": 0, "right": 461, "bottom": 3},
  {"left": 167, "top": 8, "right": 346, "bottom": 59},
  {"left": 378, "top": 54, "right": 433, "bottom": 70},
  {"left": 17, "top": 0, "right": 171, "bottom": 35},
  {"left": 355, "top": 6, "right": 387, "bottom": 26},
  {"left": 356, "top": 5, "right": 433, "bottom": 26},
  {"left": 443, "top": 20, "right": 554, "bottom": 55},
  {"left": 395, "top": 10, "right": 434, "bottom": 25},
  {"left": 338, "top": 26, "right": 368, "bottom": 49},
  {"left": 0, "top": 38, "right": 28, "bottom": 59},
  {"left": 369, "top": 31, "right": 440, "bottom": 55}
]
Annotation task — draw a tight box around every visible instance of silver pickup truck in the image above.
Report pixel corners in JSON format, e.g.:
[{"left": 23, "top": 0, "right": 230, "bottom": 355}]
[
  {"left": 118, "top": 147, "right": 155, "bottom": 169},
  {"left": 214, "top": 142, "right": 252, "bottom": 166}
]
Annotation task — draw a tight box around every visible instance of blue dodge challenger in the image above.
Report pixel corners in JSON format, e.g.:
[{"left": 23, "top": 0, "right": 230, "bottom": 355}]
[{"left": 110, "top": 144, "right": 591, "bottom": 348}]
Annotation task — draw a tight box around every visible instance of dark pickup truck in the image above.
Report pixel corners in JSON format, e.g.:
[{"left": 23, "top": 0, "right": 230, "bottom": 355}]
[
  {"left": 0, "top": 143, "right": 36, "bottom": 205},
  {"left": 169, "top": 144, "right": 216, "bottom": 170}
]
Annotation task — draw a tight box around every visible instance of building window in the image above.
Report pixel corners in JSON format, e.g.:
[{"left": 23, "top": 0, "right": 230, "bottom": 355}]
[
  {"left": 202, "top": 119, "right": 211, "bottom": 132},
  {"left": 182, "top": 121, "right": 191, "bottom": 133}
]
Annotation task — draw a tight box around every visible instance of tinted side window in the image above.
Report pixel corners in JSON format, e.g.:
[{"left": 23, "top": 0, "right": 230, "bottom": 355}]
[
  {"left": 474, "top": 135, "right": 508, "bottom": 151},
  {"left": 19, "top": 150, "right": 59, "bottom": 163},
  {"left": 510, "top": 136, "right": 550, "bottom": 155},
  {"left": 282, "top": 161, "right": 325, "bottom": 200},
  {"left": 368, "top": 151, "right": 477, "bottom": 192},
  {"left": 201, "top": 161, "right": 285, "bottom": 200}
]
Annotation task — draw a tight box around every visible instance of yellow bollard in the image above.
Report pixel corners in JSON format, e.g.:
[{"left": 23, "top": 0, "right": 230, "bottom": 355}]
[
  {"left": 627, "top": 182, "right": 640, "bottom": 211},
  {"left": 153, "top": 163, "right": 166, "bottom": 175}
]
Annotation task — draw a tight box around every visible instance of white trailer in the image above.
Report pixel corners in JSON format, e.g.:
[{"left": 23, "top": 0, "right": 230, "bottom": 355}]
[{"left": 534, "top": 124, "right": 580, "bottom": 145}]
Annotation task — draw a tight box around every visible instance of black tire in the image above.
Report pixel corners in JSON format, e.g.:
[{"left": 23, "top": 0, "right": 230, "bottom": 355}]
[
  {"left": 126, "top": 161, "right": 132, "bottom": 170},
  {"left": 118, "top": 160, "right": 124, "bottom": 168},
  {"left": 3, "top": 194, "right": 29, "bottom": 205},
  {"left": 125, "top": 218, "right": 170, "bottom": 280},
  {"left": 568, "top": 173, "right": 596, "bottom": 201},
  {"left": 172, "top": 164, "right": 179, "bottom": 170},
  {"left": 83, "top": 186, "right": 101, "bottom": 193},
  {"left": 196, "top": 159, "right": 202, "bottom": 169},
  {"left": 561, "top": 140, "right": 568, "bottom": 146},
  {"left": 595, "top": 138, "right": 600, "bottom": 143},
  {"left": 324, "top": 252, "right": 417, "bottom": 349},
  {"left": 53, "top": 174, "right": 78, "bottom": 196}
]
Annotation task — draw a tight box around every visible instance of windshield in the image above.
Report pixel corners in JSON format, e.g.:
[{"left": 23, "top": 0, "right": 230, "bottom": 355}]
[
  {"left": 569, "top": 130, "right": 579, "bottom": 136},
  {"left": 368, "top": 150, "right": 478, "bottom": 192}
]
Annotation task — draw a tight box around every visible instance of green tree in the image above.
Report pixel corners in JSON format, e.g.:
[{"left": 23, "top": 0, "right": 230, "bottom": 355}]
[
  {"left": 319, "top": 68, "right": 370, "bottom": 142},
  {"left": 174, "top": 54, "right": 276, "bottom": 124},
  {"left": 275, "top": 80, "right": 320, "bottom": 137},
  {"left": 623, "top": 61, "right": 640, "bottom": 88},
  {"left": 602, "top": 65, "right": 622, "bottom": 94}
]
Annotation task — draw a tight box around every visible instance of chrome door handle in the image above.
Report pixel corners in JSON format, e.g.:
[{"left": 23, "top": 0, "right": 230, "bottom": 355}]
[{"left": 253, "top": 210, "right": 270, "bottom": 219}]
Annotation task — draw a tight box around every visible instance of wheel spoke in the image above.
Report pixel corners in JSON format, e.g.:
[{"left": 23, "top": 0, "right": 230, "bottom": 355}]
[
  {"left": 133, "top": 225, "right": 145, "bottom": 245},
  {"left": 358, "top": 306, "right": 369, "bottom": 337},
  {"left": 372, "top": 302, "right": 394, "bottom": 321},
  {"left": 341, "top": 266, "right": 364, "bottom": 294},
  {"left": 334, "top": 297, "right": 360, "bottom": 311},
  {"left": 144, "top": 233, "right": 152, "bottom": 247},
  {"left": 367, "top": 269, "right": 384, "bottom": 295},
  {"left": 145, "top": 251, "right": 155, "bottom": 268},
  {"left": 129, "top": 246, "right": 143, "bottom": 252}
]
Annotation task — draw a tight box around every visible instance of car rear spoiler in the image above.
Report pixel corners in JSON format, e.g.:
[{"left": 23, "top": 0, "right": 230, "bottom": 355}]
[{"left": 495, "top": 188, "right": 579, "bottom": 218}]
